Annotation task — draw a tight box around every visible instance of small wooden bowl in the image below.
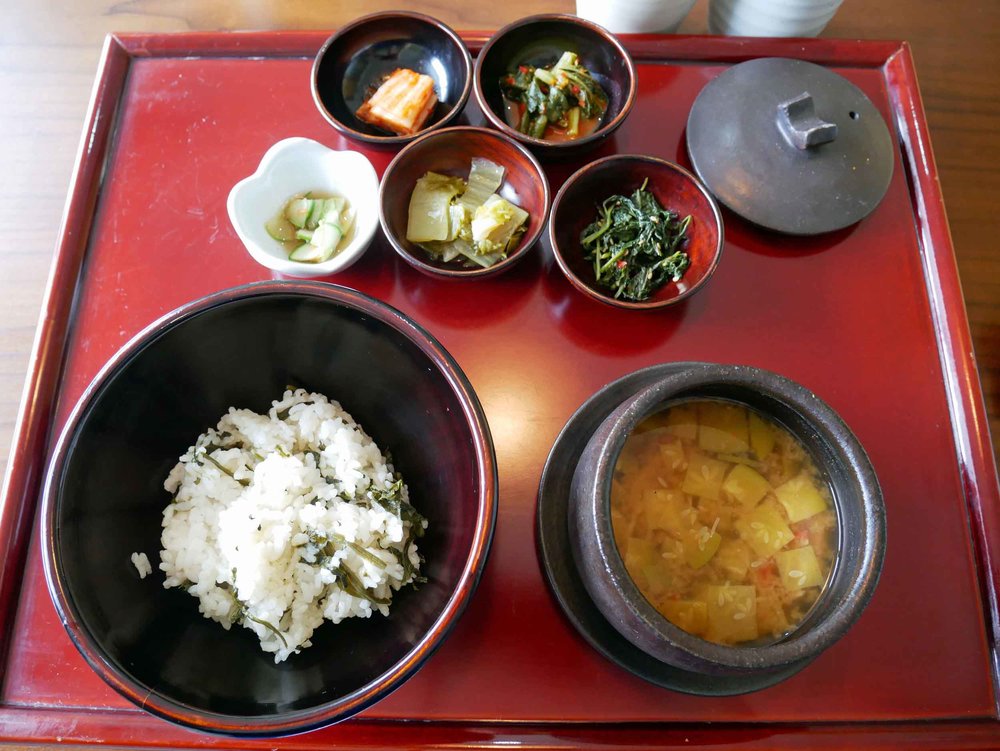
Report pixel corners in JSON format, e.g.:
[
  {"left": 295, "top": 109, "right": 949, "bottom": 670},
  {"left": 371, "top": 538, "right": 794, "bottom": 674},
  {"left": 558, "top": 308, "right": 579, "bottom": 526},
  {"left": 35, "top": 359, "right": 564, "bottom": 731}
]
[
  {"left": 474, "top": 14, "right": 637, "bottom": 157},
  {"left": 312, "top": 12, "right": 472, "bottom": 148},
  {"left": 379, "top": 126, "right": 551, "bottom": 279},
  {"left": 549, "top": 155, "right": 724, "bottom": 310}
]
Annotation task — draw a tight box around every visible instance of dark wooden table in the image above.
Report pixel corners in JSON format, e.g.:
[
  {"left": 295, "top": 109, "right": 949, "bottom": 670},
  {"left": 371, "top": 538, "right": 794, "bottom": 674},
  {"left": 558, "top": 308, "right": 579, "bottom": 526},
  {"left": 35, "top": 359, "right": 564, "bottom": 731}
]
[{"left": 0, "top": 1, "right": 997, "bottom": 748}]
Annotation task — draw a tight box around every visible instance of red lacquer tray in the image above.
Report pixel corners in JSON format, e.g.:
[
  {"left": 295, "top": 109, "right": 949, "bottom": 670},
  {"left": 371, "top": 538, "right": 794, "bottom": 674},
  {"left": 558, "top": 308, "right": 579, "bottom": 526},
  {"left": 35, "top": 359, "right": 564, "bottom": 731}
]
[{"left": 1, "top": 31, "right": 999, "bottom": 749}]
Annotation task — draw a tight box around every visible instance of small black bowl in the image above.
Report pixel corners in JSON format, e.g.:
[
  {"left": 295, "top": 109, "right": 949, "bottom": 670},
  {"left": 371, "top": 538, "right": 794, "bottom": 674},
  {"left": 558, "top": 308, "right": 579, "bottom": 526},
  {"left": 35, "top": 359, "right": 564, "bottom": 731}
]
[
  {"left": 474, "top": 14, "right": 637, "bottom": 157},
  {"left": 568, "top": 363, "right": 885, "bottom": 678},
  {"left": 41, "top": 282, "right": 497, "bottom": 735},
  {"left": 379, "top": 126, "right": 550, "bottom": 279},
  {"left": 549, "top": 155, "right": 724, "bottom": 309},
  {"left": 312, "top": 12, "right": 473, "bottom": 147}
]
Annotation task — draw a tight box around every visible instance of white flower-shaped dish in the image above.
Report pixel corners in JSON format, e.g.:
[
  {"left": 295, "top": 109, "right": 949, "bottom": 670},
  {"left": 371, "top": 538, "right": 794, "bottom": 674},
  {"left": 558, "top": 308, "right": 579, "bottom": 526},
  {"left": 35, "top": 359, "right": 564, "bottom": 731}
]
[{"left": 227, "top": 138, "right": 380, "bottom": 278}]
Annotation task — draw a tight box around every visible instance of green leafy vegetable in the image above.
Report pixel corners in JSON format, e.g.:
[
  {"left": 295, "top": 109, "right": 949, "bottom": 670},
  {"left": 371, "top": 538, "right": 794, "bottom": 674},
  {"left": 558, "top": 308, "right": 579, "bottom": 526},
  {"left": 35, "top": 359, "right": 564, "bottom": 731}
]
[
  {"left": 336, "top": 563, "right": 391, "bottom": 605},
  {"left": 580, "top": 179, "right": 692, "bottom": 302},
  {"left": 203, "top": 451, "right": 250, "bottom": 487},
  {"left": 331, "top": 532, "right": 388, "bottom": 570},
  {"left": 301, "top": 529, "right": 392, "bottom": 604},
  {"left": 370, "top": 478, "right": 428, "bottom": 586},
  {"left": 394, "top": 525, "right": 427, "bottom": 586},
  {"left": 552, "top": 51, "right": 607, "bottom": 119},
  {"left": 499, "top": 51, "right": 608, "bottom": 140},
  {"left": 222, "top": 585, "right": 288, "bottom": 647}
]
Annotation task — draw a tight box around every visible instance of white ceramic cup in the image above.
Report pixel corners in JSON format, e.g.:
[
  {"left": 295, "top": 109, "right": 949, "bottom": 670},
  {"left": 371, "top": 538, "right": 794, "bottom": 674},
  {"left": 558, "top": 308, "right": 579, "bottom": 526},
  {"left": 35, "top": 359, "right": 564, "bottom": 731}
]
[
  {"left": 708, "top": 0, "right": 844, "bottom": 37},
  {"left": 576, "top": 0, "right": 698, "bottom": 34}
]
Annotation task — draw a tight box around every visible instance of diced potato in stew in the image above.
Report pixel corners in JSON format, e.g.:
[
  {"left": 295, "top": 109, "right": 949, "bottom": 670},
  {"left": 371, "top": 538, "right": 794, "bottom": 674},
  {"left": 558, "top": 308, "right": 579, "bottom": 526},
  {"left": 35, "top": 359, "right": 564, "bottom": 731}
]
[
  {"left": 682, "top": 526, "right": 722, "bottom": 569},
  {"left": 703, "top": 584, "right": 758, "bottom": 644},
  {"left": 722, "top": 463, "right": 771, "bottom": 508},
  {"left": 643, "top": 488, "right": 689, "bottom": 535},
  {"left": 665, "top": 403, "right": 699, "bottom": 441},
  {"left": 681, "top": 452, "right": 729, "bottom": 501},
  {"left": 713, "top": 538, "right": 753, "bottom": 580},
  {"left": 698, "top": 401, "right": 751, "bottom": 454},
  {"left": 735, "top": 500, "right": 795, "bottom": 559},
  {"left": 661, "top": 599, "right": 708, "bottom": 636},
  {"left": 774, "top": 474, "right": 829, "bottom": 522},
  {"left": 775, "top": 545, "right": 825, "bottom": 590},
  {"left": 749, "top": 411, "right": 776, "bottom": 459}
]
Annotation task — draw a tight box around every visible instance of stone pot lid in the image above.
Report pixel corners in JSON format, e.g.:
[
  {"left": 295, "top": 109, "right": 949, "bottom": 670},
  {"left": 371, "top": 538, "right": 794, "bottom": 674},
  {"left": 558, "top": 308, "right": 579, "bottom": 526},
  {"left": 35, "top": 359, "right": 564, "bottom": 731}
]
[{"left": 686, "top": 57, "right": 894, "bottom": 235}]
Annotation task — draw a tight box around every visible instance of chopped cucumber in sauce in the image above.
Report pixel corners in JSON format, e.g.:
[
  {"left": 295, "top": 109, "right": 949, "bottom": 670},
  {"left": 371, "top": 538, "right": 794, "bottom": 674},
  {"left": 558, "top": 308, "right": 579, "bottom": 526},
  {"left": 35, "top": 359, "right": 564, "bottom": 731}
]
[{"left": 267, "top": 193, "right": 354, "bottom": 264}]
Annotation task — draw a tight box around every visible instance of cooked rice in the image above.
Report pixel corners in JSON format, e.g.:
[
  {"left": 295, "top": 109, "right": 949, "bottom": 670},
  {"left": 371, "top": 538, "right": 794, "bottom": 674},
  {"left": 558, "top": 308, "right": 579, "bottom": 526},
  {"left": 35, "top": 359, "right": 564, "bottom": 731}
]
[
  {"left": 131, "top": 552, "right": 152, "bottom": 579},
  {"left": 158, "top": 388, "right": 426, "bottom": 662}
]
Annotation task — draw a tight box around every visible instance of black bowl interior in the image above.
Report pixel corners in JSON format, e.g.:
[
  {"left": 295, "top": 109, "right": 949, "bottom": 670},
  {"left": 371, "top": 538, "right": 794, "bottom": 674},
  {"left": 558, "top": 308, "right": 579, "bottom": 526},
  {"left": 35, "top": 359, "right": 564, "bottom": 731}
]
[
  {"left": 50, "top": 293, "right": 483, "bottom": 719},
  {"left": 315, "top": 16, "right": 469, "bottom": 137},
  {"left": 477, "top": 19, "right": 632, "bottom": 132}
]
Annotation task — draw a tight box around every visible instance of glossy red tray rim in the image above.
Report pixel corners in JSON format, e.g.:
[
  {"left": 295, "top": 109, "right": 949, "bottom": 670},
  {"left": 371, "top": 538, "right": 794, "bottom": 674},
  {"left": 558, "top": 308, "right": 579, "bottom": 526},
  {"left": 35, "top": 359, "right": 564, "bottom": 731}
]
[{"left": 1, "top": 30, "right": 998, "bottom": 748}]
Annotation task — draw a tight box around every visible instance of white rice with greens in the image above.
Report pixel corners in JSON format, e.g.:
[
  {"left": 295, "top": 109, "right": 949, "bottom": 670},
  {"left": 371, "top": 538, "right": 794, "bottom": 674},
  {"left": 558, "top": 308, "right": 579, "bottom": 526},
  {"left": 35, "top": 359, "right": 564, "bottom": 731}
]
[{"left": 157, "top": 388, "right": 426, "bottom": 663}]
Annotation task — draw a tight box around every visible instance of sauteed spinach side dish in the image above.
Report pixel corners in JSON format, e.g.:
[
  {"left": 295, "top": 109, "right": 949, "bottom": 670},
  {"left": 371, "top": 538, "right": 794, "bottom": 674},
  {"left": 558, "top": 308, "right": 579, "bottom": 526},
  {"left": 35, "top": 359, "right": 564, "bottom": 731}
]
[{"left": 580, "top": 179, "right": 693, "bottom": 301}]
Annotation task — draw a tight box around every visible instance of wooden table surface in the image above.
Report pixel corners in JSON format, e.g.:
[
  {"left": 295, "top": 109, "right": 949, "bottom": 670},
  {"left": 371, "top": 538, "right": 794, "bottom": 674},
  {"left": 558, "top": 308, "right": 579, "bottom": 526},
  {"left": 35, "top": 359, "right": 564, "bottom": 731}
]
[{"left": 0, "top": 4, "right": 997, "bottom": 745}]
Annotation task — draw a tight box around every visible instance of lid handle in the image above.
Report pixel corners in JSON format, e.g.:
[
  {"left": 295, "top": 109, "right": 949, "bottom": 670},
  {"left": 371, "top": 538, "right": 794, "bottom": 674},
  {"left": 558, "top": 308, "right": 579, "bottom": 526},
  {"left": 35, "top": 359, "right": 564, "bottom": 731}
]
[{"left": 777, "top": 92, "right": 838, "bottom": 150}]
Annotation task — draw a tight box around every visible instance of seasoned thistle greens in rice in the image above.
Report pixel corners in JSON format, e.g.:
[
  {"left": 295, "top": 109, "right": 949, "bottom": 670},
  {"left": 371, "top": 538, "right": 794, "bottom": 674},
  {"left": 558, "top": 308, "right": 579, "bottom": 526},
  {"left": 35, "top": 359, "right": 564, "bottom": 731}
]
[{"left": 158, "top": 389, "right": 427, "bottom": 663}]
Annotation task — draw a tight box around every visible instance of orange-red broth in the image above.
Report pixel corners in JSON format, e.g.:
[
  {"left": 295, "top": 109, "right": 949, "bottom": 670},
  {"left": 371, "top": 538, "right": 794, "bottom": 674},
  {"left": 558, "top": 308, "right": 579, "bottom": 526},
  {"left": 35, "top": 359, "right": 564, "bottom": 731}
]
[
  {"left": 610, "top": 399, "right": 838, "bottom": 646},
  {"left": 502, "top": 99, "right": 601, "bottom": 143}
]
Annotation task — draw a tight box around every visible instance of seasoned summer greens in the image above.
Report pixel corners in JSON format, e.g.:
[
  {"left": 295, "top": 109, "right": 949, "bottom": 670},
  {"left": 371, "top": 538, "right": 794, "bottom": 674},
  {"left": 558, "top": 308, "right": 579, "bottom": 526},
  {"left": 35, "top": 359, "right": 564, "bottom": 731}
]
[
  {"left": 405, "top": 158, "right": 529, "bottom": 268},
  {"left": 580, "top": 179, "right": 692, "bottom": 301},
  {"left": 499, "top": 51, "right": 608, "bottom": 141}
]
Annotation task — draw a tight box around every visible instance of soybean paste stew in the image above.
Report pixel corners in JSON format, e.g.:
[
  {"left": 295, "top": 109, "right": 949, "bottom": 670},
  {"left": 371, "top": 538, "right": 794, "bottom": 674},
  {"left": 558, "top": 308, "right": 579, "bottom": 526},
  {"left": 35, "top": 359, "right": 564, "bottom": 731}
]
[{"left": 610, "top": 399, "right": 839, "bottom": 646}]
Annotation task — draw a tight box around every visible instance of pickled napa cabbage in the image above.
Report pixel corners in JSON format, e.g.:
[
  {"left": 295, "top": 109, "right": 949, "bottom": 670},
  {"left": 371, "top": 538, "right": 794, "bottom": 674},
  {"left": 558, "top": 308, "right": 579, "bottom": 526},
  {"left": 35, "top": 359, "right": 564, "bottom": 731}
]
[
  {"left": 406, "top": 173, "right": 465, "bottom": 243},
  {"left": 405, "top": 158, "right": 528, "bottom": 268},
  {"left": 471, "top": 194, "right": 530, "bottom": 256},
  {"left": 458, "top": 158, "right": 506, "bottom": 211}
]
